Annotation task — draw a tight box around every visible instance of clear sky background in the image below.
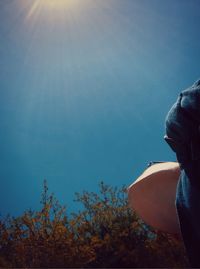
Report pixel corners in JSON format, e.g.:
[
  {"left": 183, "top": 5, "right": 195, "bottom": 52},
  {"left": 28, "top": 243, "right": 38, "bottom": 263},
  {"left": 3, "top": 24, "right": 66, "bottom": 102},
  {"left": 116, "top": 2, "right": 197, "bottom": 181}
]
[{"left": 1, "top": 0, "right": 200, "bottom": 217}]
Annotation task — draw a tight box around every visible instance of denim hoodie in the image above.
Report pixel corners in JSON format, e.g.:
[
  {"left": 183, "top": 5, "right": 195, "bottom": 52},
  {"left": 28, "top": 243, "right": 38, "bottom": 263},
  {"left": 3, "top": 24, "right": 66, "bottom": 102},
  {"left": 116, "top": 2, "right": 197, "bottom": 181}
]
[{"left": 165, "top": 79, "right": 200, "bottom": 267}]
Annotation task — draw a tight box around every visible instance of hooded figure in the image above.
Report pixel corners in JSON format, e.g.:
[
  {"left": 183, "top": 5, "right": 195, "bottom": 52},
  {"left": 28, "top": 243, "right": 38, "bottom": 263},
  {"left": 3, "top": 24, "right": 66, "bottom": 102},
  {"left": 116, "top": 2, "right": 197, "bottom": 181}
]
[{"left": 165, "top": 79, "right": 200, "bottom": 268}]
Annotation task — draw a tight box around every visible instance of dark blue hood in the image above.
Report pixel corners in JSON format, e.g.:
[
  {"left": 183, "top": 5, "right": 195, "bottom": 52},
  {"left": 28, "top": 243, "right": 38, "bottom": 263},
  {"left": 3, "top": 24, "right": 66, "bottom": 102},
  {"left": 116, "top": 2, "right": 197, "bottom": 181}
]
[{"left": 164, "top": 79, "right": 200, "bottom": 267}]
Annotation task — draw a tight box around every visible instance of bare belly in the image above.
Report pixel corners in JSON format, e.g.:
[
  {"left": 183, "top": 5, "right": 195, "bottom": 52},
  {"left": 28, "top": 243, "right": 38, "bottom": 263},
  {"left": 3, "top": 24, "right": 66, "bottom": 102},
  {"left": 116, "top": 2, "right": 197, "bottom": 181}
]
[{"left": 127, "top": 162, "right": 181, "bottom": 235}]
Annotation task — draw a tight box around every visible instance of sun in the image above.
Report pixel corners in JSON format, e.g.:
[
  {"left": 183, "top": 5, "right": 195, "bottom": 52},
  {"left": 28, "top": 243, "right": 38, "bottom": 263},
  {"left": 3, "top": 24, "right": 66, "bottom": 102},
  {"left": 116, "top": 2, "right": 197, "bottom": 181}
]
[
  {"left": 26, "top": 0, "right": 79, "bottom": 20},
  {"left": 42, "top": 0, "right": 74, "bottom": 9}
]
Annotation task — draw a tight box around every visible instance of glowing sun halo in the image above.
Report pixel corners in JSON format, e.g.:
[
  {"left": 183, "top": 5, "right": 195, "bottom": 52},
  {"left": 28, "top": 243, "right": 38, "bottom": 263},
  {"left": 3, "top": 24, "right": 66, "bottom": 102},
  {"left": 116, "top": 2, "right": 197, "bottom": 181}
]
[
  {"left": 42, "top": 0, "right": 74, "bottom": 8},
  {"left": 26, "top": 0, "right": 78, "bottom": 20}
]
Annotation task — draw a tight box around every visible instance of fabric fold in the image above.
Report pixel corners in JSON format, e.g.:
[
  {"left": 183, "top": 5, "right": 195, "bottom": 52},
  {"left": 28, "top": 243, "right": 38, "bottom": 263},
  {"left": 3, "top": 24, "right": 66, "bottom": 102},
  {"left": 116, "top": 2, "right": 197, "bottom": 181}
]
[{"left": 164, "top": 79, "right": 200, "bottom": 267}]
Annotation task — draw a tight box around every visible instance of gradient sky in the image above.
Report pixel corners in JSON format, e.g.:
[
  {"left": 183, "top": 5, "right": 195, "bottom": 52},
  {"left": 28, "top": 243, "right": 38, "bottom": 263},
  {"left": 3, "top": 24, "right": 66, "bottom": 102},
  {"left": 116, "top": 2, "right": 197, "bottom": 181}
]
[{"left": 1, "top": 0, "right": 200, "bottom": 217}]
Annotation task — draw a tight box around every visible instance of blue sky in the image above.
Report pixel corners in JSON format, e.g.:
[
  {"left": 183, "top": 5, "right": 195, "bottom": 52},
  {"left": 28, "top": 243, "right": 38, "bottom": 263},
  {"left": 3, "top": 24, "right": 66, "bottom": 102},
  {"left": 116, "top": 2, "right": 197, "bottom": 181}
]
[{"left": 1, "top": 0, "right": 200, "bottom": 217}]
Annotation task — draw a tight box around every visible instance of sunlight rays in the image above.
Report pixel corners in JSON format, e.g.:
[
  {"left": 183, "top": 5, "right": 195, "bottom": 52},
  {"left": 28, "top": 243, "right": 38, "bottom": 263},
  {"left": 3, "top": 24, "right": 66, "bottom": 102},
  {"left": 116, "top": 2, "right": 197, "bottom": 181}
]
[
  {"left": 42, "top": 0, "right": 75, "bottom": 9},
  {"left": 26, "top": 0, "right": 41, "bottom": 20},
  {"left": 26, "top": 0, "right": 81, "bottom": 20}
]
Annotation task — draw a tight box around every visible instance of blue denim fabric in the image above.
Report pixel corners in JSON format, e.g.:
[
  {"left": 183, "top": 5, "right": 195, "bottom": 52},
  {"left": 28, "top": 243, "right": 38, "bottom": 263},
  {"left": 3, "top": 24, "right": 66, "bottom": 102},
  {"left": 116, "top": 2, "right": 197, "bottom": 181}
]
[{"left": 165, "top": 79, "right": 200, "bottom": 267}]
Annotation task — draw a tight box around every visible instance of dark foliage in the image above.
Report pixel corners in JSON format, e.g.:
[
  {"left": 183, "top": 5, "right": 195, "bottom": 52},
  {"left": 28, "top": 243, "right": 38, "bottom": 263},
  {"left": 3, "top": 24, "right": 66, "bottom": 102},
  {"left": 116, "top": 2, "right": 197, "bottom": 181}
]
[{"left": 0, "top": 180, "right": 189, "bottom": 268}]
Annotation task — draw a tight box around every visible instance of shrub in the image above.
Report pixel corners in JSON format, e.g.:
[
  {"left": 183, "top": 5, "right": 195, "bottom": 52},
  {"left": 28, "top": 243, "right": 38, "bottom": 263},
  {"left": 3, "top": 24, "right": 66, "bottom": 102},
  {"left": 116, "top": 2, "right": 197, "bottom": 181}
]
[{"left": 0, "top": 180, "right": 189, "bottom": 268}]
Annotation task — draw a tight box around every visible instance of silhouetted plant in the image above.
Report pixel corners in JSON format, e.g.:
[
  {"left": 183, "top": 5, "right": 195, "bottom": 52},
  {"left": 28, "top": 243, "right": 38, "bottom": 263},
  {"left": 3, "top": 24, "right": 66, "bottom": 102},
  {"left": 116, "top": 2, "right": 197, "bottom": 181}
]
[{"left": 0, "top": 180, "right": 189, "bottom": 268}]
